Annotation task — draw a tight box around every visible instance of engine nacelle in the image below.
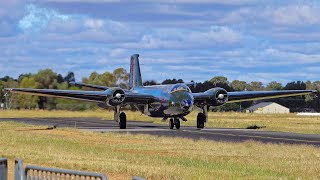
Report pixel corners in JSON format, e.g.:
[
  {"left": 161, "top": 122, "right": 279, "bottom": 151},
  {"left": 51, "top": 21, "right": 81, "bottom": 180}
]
[
  {"left": 105, "top": 88, "right": 126, "bottom": 106},
  {"left": 204, "top": 87, "right": 228, "bottom": 106}
]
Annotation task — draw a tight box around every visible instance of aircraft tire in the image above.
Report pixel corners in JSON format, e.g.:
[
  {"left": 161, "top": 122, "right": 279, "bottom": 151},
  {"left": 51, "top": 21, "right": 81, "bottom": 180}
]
[
  {"left": 119, "top": 112, "right": 127, "bottom": 129},
  {"left": 175, "top": 120, "right": 180, "bottom": 129},
  {"left": 169, "top": 119, "right": 174, "bottom": 129},
  {"left": 197, "top": 113, "right": 205, "bottom": 129}
]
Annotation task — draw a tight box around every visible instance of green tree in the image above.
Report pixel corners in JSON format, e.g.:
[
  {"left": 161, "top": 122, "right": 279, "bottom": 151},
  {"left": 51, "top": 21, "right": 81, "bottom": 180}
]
[
  {"left": 143, "top": 80, "right": 158, "bottom": 86},
  {"left": 84, "top": 72, "right": 99, "bottom": 83},
  {"left": 35, "top": 69, "right": 57, "bottom": 89},
  {"left": 247, "top": 81, "right": 264, "bottom": 91},
  {"left": 162, "top": 79, "right": 184, "bottom": 85},
  {"left": 266, "top": 81, "right": 282, "bottom": 90},
  {"left": 0, "top": 76, "right": 15, "bottom": 82},
  {"left": 0, "top": 80, "right": 5, "bottom": 104},
  {"left": 99, "top": 72, "right": 116, "bottom": 86},
  {"left": 64, "top": 72, "right": 75, "bottom": 83},
  {"left": 4, "top": 79, "right": 18, "bottom": 109},
  {"left": 283, "top": 81, "right": 306, "bottom": 90},
  {"left": 18, "top": 73, "right": 32, "bottom": 83},
  {"left": 210, "top": 76, "right": 229, "bottom": 85},
  {"left": 230, "top": 80, "right": 247, "bottom": 91},
  {"left": 113, "top": 68, "right": 129, "bottom": 88},
  {"left": 209, "top": 76, "right": 232, "bottom": 91},
  {"left": 82, "top": 71, "right": 117, "bottom": 88},
  {"left": 16, "top": 76, "right": 38, "bottom": 109},
  {"left": 34, "top": 69, "right": 58, "bottom": 109},
  {"left": 312, "top": 81, "right": 320, "bottom": 91}
]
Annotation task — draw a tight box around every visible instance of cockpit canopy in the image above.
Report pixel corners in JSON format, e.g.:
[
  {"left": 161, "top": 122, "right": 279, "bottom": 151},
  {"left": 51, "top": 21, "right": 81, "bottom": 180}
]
[{"left": 170, "top": 84, "right": 191, "bottom": 93}]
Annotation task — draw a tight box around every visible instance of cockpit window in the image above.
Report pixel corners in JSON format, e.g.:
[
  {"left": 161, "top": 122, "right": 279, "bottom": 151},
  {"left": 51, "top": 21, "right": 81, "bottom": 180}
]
[{"left": 170, "top": 84, "right": 191, "bottom": 93}]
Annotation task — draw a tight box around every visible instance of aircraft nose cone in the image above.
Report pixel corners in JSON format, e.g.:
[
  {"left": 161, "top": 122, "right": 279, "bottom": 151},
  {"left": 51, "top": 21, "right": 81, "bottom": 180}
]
[{"left": 181, "top": 99, "right": 193, "bottom": 112}]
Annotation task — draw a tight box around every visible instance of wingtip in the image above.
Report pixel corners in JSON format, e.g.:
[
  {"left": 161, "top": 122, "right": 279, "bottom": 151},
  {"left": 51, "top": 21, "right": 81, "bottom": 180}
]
[{"left": 3, "top": 88, "right": 12, "bottom": 91}]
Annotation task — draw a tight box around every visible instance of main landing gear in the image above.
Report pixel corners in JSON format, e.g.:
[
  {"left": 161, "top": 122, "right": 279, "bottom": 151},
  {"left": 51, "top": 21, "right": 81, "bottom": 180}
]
[
  {"left": 114, "top": 106, "right": 126, "bottom": 129},
  {"left": 197, "top": 105, "right": 208, "bottom": 129},
  {"left": 197, "top": 113, "right": 206, "bottom": 129},
  {"left": 119, "top": 112, "right": 127, "bottom": 129}
]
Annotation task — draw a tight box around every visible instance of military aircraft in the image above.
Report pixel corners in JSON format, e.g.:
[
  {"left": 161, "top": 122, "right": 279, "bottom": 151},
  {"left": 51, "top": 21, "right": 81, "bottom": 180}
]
[{"left": 4, "top": 54, "right": 316, "bottom": 129}]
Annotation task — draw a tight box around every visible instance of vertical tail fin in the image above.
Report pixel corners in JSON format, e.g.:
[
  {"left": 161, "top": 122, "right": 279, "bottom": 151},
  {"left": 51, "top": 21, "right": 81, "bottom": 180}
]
[{"left": 129, "top": 54, "right": 143, "bottom": 89}]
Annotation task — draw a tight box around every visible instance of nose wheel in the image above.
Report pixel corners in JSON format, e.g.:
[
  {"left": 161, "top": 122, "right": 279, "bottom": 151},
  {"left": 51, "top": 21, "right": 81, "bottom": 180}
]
[{"left": 169, "top": 118, "right": 180, "bottom": 130}]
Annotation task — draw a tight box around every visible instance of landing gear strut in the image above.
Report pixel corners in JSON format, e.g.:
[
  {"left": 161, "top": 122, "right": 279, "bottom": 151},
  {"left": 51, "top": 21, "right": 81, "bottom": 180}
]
[
  {"left": 114, "top": 106, "right": 127, "bottom": 129},
  {"left": 169, "top": 118, "right": 180, "bottom": 130}
]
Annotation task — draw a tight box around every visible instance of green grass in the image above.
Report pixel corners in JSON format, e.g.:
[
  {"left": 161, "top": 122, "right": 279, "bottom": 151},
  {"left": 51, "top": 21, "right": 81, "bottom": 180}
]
[
  {"left": 0, "top": 110, "right": 320, "bottom": 134},
  {"left": 0, "top": 121, "right": 319, "bottom": 180}
]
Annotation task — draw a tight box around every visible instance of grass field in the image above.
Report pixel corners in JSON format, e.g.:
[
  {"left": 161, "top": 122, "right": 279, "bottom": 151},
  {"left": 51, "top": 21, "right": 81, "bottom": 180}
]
[
  {"left": 0, "top": 110, "right": 320, "bottom": 134},
  {"left": 0, "top": 121, "right": 319, "bottom": 180}
]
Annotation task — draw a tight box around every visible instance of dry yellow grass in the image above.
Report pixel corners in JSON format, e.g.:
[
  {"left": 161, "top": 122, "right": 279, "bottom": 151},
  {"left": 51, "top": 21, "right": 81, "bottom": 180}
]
[
  {"left": 0, "top": 110, "right": 320, "bottom": 134},
  {"left": 0, "top": 121, "right": 319, "bottom": 180}
]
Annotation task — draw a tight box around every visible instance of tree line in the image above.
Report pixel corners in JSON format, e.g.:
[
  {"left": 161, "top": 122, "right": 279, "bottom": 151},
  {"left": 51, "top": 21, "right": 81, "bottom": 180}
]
[{"left": 0, "top": 70, "right": 319, "bottom": 112}]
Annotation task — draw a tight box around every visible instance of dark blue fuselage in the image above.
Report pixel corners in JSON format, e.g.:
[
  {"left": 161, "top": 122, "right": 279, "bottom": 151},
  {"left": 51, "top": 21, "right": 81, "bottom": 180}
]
[{"left": 132, "top": 84, "right": 194, "bottom": 118}]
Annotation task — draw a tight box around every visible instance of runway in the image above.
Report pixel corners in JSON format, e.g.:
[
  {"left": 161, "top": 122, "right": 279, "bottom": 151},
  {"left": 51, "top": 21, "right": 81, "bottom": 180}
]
[{"left": 1, "top": 117, "right": 320, "bottom": 146}]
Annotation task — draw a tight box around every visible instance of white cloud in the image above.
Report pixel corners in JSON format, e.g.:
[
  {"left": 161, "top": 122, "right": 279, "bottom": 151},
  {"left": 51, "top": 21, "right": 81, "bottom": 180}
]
[
  {"left": 47, "top": 18, "right": 82, "bottom": 33},
  {"left": 132, "top": 26, "right": 241, "bottom": 49},
  {"left": 221, "top": 8, "right": 251, "bottom": 23},
  {"left": 84, "top": 19, "right": 104, "bottom": 29},
  {"left": 18, "top": 4, "right": 70, "bottom": 31},
  {"left": 32, "top": 0, "right": 120, "bottom": 3},
  {"left": 35, "top": 0, "right": 255, "bottom": 5},
  {"left": 264, "top": 48, "right": 320, "bottom": 64},
  {"left": 134, "top": 0, "right": 256, "bottom": 5},
  {"left": 264, "top": 5, "right": 320, "bottom": 26},
  {"left": 0, "top": 0, "right": 25, "bottom": 19}
]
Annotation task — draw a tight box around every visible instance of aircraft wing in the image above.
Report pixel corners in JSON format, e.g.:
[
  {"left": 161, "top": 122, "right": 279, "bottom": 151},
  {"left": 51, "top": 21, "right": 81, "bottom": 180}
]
[
  {"left": 227, "top": 90, "right": 316, "bottom": 103},
  {"left": 193, "top": 90, "right": 316, "bottom": 105},
  {"left": 4, "top": 88, "right": 158, "bottom": 104}
]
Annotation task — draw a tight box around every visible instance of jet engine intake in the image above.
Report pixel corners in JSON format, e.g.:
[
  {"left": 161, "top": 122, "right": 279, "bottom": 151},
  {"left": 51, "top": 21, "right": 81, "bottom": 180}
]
[
  {"left": 105, "top": 88, "right": 126, "bottom": 106},
  {"left": 205, "top": 87, "right": 228, "bottom": 106}
]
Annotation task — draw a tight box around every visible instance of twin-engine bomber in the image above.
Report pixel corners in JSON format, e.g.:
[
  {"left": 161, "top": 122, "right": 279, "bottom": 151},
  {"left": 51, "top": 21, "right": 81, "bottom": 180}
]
[{"left": 5, "top": 54, "right": 316, "bottom": 129}]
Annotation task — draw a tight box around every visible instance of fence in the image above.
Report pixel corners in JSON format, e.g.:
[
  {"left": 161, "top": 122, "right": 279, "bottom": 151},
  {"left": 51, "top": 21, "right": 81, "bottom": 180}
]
[
  {"left": 0, "top": 158, "right": 145, "bottom": 180},
  {"left": 0, "top": 158, "right": 8, "bottom": 180},
  {"left": 14, "top": 159, "right": 107, "bottom": 180}
]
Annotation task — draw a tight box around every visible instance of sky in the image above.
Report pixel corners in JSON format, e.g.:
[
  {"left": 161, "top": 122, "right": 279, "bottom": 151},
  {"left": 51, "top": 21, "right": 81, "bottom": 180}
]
[{"left": 1, "top": 0, "right": 320, "bottom": 85}]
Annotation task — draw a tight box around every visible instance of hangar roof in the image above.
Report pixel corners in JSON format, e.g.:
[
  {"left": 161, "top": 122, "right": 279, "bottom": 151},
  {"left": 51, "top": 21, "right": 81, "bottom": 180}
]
[{"left": 247, "top": 102, "right": 288, "bottom": 111}]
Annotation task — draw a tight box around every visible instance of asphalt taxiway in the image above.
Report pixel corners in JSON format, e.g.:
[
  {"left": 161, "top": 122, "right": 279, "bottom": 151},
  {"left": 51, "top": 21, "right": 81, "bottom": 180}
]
[{"left": 1, "top": 117, "right": 319, "bottom": 146}]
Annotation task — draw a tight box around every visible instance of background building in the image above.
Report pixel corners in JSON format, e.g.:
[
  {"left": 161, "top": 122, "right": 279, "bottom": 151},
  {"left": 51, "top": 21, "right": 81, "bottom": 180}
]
[{"left": 246, "top": 102, "right": 289, "bottom": 114}]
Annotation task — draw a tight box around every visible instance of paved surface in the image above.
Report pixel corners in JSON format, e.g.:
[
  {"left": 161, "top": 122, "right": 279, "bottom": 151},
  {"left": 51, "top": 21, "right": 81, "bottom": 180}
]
[{"left": 1, "top": 117, "right": 320, "bottom": 146}]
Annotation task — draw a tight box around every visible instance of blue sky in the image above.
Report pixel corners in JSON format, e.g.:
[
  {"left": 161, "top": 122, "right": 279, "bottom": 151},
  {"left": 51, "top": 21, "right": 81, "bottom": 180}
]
[{"left": 1, "top": 0, "right": 320, "bottom": 84}]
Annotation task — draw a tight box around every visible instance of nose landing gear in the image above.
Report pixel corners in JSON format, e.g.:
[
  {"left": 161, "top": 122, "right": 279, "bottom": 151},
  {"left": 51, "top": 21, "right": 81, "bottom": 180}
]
[{"left": 169, "top": 118, "right": 181, "bottom": 130}]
